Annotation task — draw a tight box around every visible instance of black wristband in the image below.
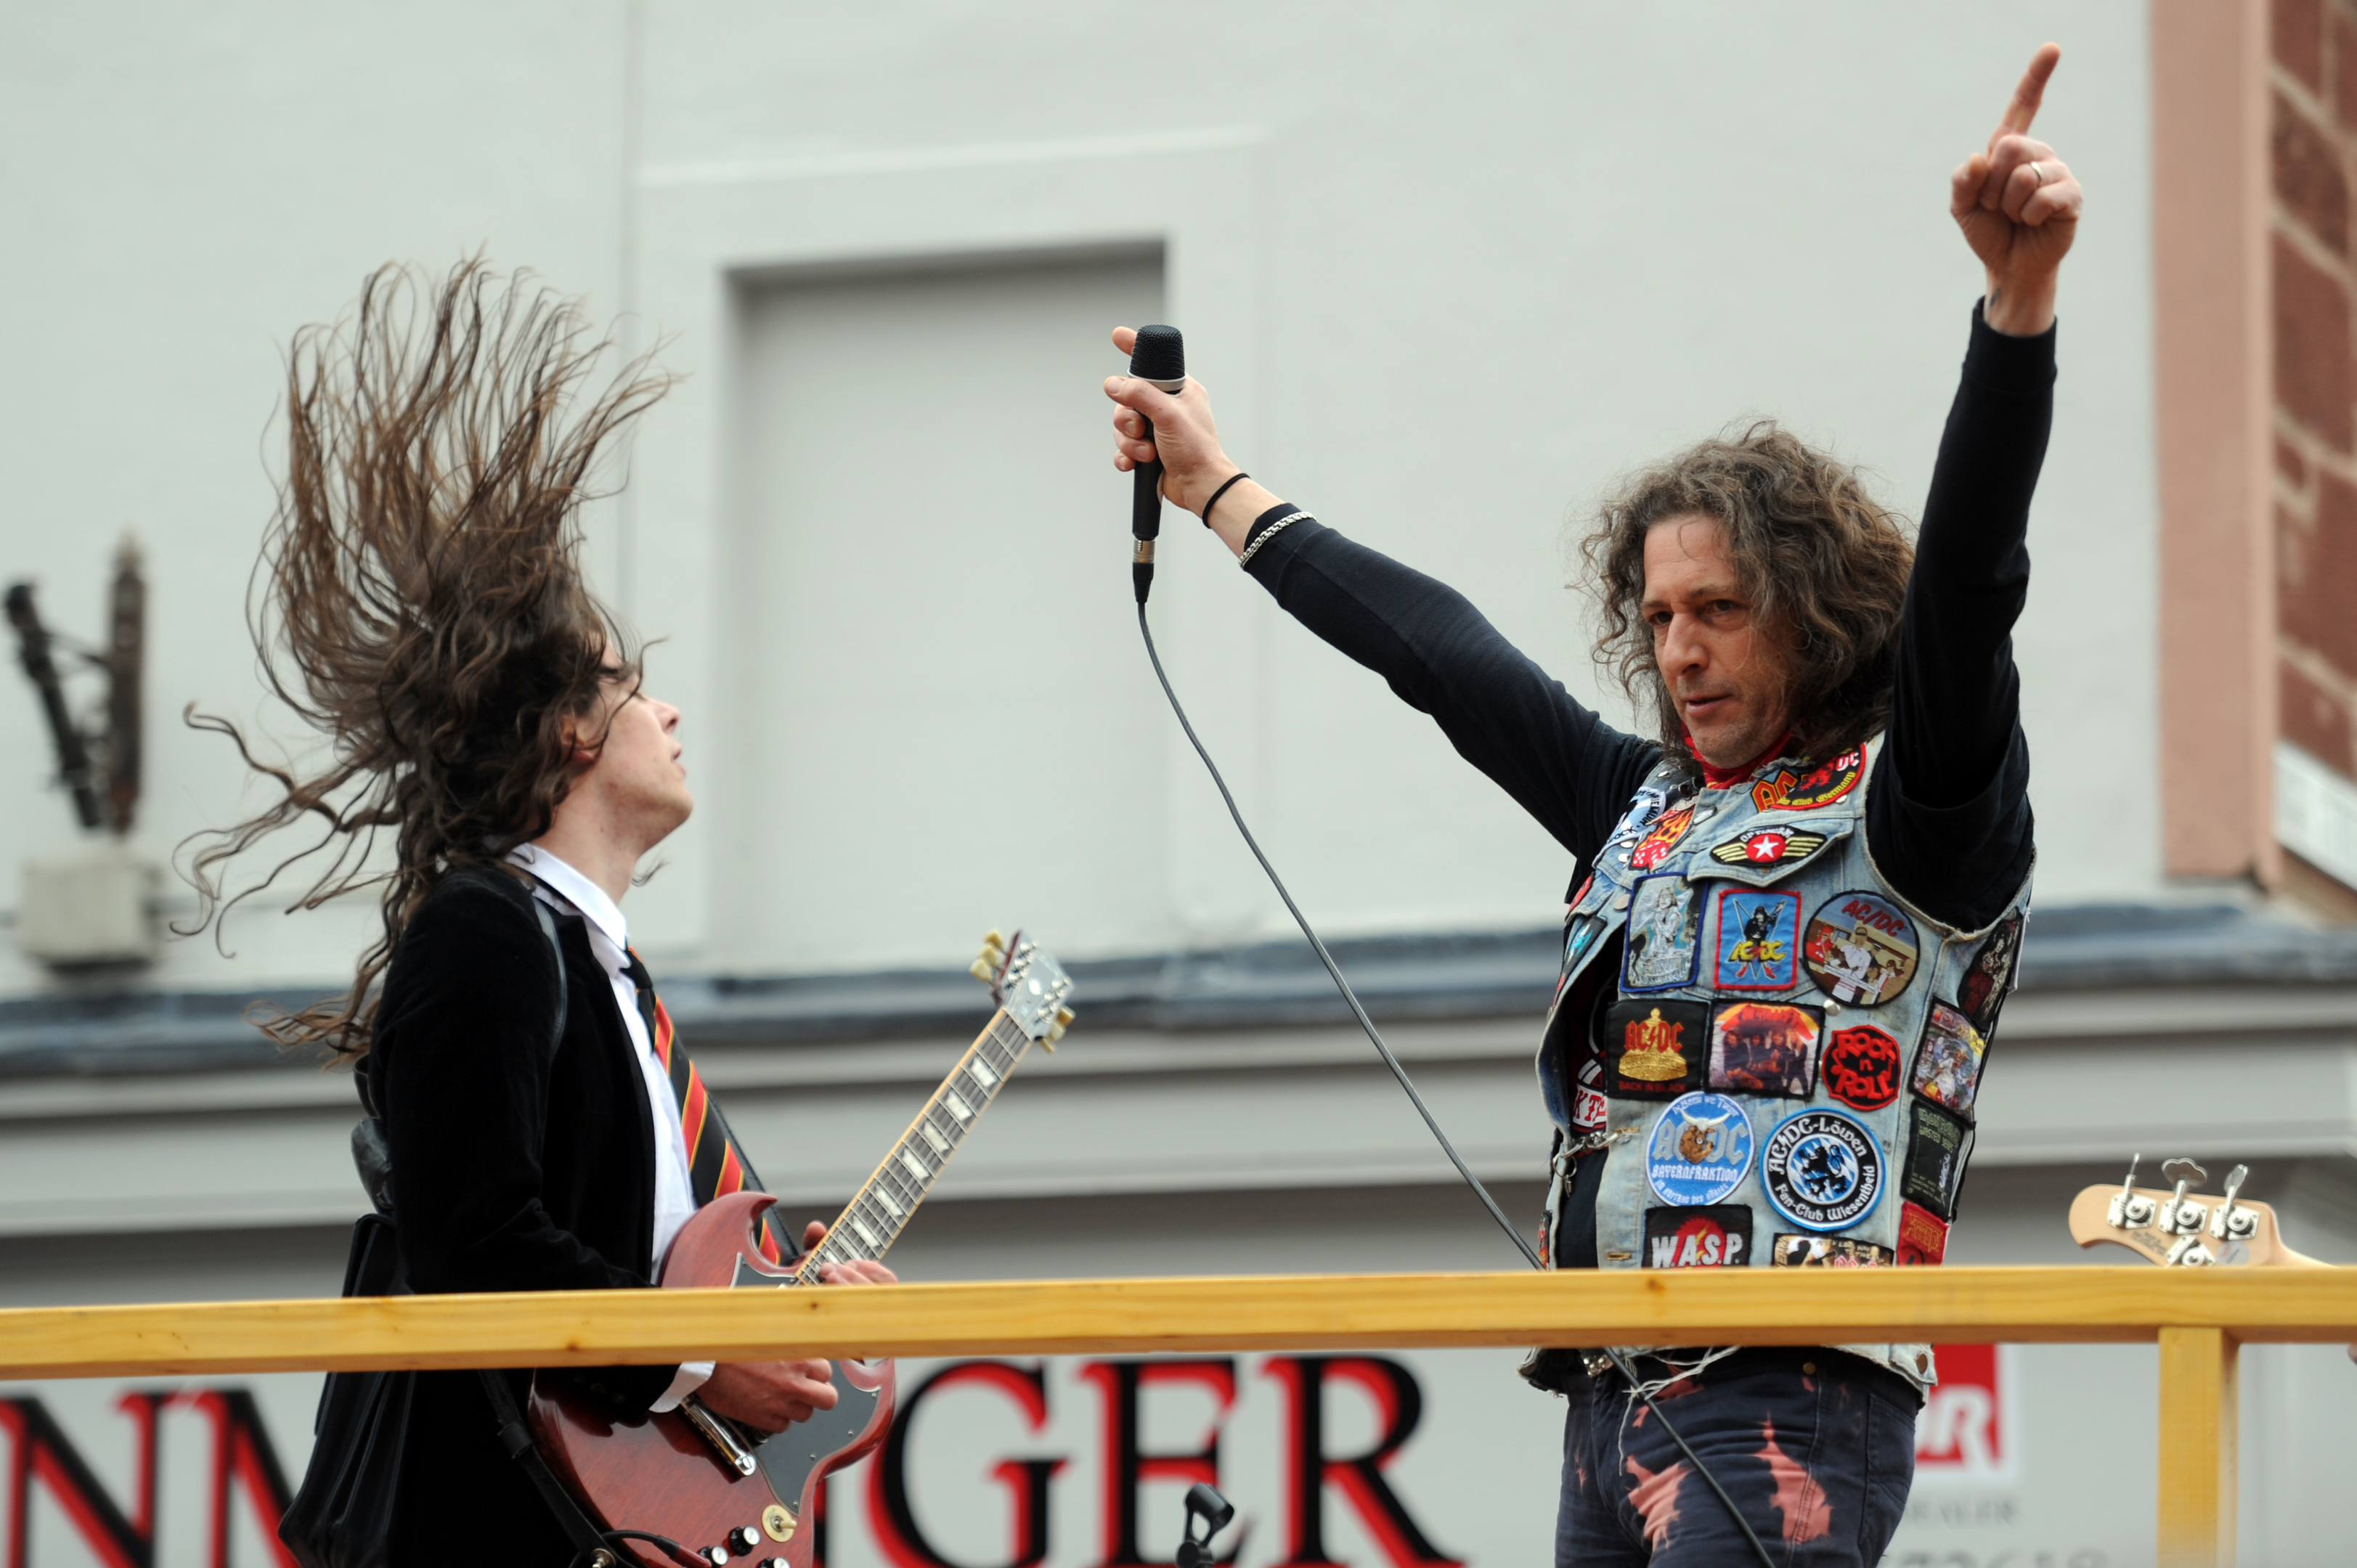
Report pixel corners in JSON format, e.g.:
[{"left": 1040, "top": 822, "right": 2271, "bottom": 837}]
[{"left": 1200, "top": 470, "right": 1250, "bottom": 527}]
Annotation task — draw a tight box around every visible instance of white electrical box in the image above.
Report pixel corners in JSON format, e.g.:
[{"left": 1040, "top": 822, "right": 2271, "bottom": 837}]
[{"left": 18, "top": 843, "right": 160, "bottom": 967}]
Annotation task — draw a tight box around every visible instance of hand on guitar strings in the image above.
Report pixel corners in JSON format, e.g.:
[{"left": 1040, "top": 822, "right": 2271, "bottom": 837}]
[{"left": 696, "top": 1222, "right": 896, "bottom": 1434}]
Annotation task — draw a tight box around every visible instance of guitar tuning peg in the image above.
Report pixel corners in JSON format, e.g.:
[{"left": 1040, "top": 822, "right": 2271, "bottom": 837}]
[
  {"left": 968, "top": 955, "right": 998, "bottom": 984},
  {"left": 982, "top": 928, "right": 1006, "bottom": 950},
  {"left": 1054, "top": 1005, "right": 1075, "bottom": 1029}
]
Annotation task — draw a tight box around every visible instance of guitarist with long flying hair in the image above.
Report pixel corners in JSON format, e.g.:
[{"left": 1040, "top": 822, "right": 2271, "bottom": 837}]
[{"left": 186, "top": 259, "right": 893, "bottom": 1564}]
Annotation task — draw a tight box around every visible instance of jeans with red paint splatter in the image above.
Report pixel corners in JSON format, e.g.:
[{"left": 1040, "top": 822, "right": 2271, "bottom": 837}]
[{"left": 1555, "top": 1347, "right": 1920, "bottom": 1565}]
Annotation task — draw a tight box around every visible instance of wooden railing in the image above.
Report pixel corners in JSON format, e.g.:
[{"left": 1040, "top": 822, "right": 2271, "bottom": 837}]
[{"left": 4, "top": 1265, "right": 2352, "bottom": 1567}]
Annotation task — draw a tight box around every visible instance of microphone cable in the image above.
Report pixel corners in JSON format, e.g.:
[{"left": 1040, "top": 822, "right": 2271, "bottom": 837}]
[{"left": 1133, "top": 605, "right": 1778, "bottom": 1568}]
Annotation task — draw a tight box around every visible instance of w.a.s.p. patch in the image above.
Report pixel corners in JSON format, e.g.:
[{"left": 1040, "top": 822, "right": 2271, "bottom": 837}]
[
  {"left": 1600, "top": 998, "right": 1706, "bottom": 1097},
  {"left": 1642, "top": 1204, "right": 1754, "bottom": 1269},
  {"left": 1750, "top": 746, "right": 1865, "bottom": 812}
]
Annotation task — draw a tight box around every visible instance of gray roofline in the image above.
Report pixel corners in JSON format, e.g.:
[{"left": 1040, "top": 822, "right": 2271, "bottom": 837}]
[{"left": 0, "top": 902, "right": 2350, "bottom": 1080}]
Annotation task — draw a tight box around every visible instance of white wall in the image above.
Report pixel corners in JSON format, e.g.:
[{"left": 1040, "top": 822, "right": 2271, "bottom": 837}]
[{"left": 0, "top": 1, "right": 2162, "bottom": 993}]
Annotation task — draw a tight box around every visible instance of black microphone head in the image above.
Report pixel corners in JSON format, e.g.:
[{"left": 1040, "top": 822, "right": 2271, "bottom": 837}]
[{"left": 1128, "top": 324, "right": 1185, "bottom": 384}]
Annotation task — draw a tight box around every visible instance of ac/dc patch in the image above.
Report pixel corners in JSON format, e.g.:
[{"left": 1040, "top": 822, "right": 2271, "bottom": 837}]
[
  {"left": 1770, "top": 1233, "right": 1894, "bottom": 1267},
  {"left": 1713, "top": 888, "right": 1802, "bottom": 989},
  {"left": 1802, "top": 891, "right": 1918, "bottom": 1006},
  {"left": 1910, "top": 1002, "right": 1989, "bottom": 1117},
  {"left": 1603, "top": 999, "right": 1707, "bottom": 1097},
  {"left": 1708, "top": 1000, "right": 1823, "bottom": 1098},
  {"left": 1957, "top": 911, "right": 2023, "bottom": 1034},
  {"left": 1645, "top": 1092, "right": 1755, "bottom": 1206},
  {"left": 1900, "top": 1099, "right": 1974, "bottom": 1220},
  {"left": 1707, "top": 826, "right": 1832, "bottom": 870},
  {"left": 1642, "top": 1204, "right": 1754, "bottom": 1268},
  {"left": 1761, "top": 1107, "right": 1884, "bottom": 1233},
  {"left": 1750, "top": 746, "right": 1865, "bottom": 812},
  {"left": 1622, "top": 875, "right": 1701, "bottom": 992},
  {"left": 1820, "top": 1024, "right": 1901, "bottom": 1111},
  {"left": 1896, "top": 1200, "right": 1949, "bottom": 1265}
]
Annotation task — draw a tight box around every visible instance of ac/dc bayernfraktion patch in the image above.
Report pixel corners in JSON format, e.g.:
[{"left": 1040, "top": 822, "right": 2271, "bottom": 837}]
[
  {"left": 1910, "top": 1002, "right": 1989, "bottom": 1117},
  {"left": 1642, "top": 1204, "right": 1754, "bottom": 1268},
  {"left": 1957, "top": 910, "right": 2023, "bottom": 1035},
  {"left": 1761, "top": 1106, "right": 1884, "bottom": 1233},
  {"left": 1896, "top": 1200, "right": 1949, "bottom": 1265},
  {"left": 1708, "top": 1000, "right": 1823, "bottom": 1098},
  {"left": 1622, "top": 874, "right": 1701, "bottom": 992},
  {"left": 1819, "top": 1023, "right": 1902, "bottom": 1112},
  {"left": 1750, "top": 746, "right": 1865, "bottom": 812},
  {"left": 1713, "top": 888, "right": 1802, "bottom": 990},
  {"left": 1602, "top": 998, "right": 1707, "bottom": 1097},
  {"left": 1708, "top": 826, "right": 1831, "bottom": 870},
  {"left": 1900, "top": 1098, "right": 1974, "bottom": 1220},
  {"left": 1644, "top": 1092, "right": 1755, "bottom": 1206},
  {"left": 1802, "top": 890, "right": 1919, "bottom": 1006},
  {"left": 1770, "top": 1233, "right": 1894, "bottom": 1267}
]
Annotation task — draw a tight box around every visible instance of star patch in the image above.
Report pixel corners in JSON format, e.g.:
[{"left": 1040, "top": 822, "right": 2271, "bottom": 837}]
[
  {"left": 1602, "top": 998, "right": 1707, "bottom": 1098},
  {"left": 1896, "top": 1200, "right": 1949, "bottom": 1265},
  {"left": 1750, "top": 746, "right": 1865, "bottom": 812},
  {"left": 1621, "top": 875, "right": 1702, "bottom": 992},
  {"left": 1761, "top": 1107, "right": 1884, "bottom": 1233},
  {"left": 1642, "top": 1204, "right": 1754, "bottom": 1268},
  {"left": 1770, "top": 1234, "right": 1894, "bottom": 1267},
  {"left": 1802, "top": 891, "right": 1919, "bottom": 1006},
  {"left": 1712, "top": 888, "right": 1803, "bottom": 990},
  {"left": 1910, "top": 1002, "right": 1988, "bottom": 1117},
  {"left": 1819, "top": 1024, "right": 1902, "bottom": 1111},
  {"left": 1957, "top": 911, "right": 2023, "bottom": 1035},
  {"left": 1901, "top": 1099, "right": 1974, "bottom": 1220},
  {"left": 1645, "top": 1092, "right": 1755, "bottom": 1206},
  {"left": 1708, "top": 828, "right": 1832, "bottom": 869},
  {"left": 1707, "top": 1000, "right": 1823, "bottom": 1098}
]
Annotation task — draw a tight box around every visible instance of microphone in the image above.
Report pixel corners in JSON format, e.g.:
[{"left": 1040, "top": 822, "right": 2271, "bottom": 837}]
[{"left": 1126, "top": 324, "right": 1185, "bottom": 603}]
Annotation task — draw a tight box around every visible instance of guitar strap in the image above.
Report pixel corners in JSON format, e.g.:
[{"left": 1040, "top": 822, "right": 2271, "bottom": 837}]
[{"left": 477, "top": 1368, "right": 617, "bottom": 1568}]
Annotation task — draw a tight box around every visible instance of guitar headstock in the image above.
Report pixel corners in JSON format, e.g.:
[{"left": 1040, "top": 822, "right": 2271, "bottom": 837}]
[
  {"left": 969, "top": 928, "right": 1075, "bottom": 1048},
  {"left": 2067, "top": 1153, "right": 2316, "bottom": 1268}
]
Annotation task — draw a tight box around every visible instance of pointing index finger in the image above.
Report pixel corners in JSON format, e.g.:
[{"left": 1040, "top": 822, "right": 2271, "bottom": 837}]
[{"left": 1993, "top": 42, "right": 2062, "bottom": 142}]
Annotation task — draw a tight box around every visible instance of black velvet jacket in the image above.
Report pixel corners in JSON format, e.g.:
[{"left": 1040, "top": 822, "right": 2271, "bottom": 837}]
[{"left": 370, "top": 867, "right": 673, "bottom": 1562}]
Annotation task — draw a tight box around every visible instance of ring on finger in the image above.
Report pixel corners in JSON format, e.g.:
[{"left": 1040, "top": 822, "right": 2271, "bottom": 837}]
[{"left": 2028, "top": 160, "right": 2046, "bottom": 187}]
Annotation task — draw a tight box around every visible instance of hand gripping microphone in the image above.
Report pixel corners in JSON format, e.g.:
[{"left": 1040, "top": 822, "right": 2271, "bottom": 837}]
[{"left": 1126, "top": 324, "right": 1186, "bottom": 603}]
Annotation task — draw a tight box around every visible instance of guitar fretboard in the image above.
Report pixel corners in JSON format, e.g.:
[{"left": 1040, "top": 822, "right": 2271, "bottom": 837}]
[{"left": 793, "top": 1010, "right": 1033, "bottom": 1281}]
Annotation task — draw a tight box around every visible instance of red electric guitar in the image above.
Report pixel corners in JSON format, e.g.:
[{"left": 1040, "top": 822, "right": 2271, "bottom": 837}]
[{"left": 527, "top": 930, "right": 1075, "bottom": 1567}]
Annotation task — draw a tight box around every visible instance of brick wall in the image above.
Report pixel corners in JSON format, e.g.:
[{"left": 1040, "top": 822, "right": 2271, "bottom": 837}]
[{"left": 2275, "top": 0, "right": 2357, "bottom": 779}]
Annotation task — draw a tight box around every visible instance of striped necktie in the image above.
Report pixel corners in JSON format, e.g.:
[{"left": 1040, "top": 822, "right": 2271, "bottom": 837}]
[{"left": 623, "top": 947, "right": 787, "bottom": 1265}]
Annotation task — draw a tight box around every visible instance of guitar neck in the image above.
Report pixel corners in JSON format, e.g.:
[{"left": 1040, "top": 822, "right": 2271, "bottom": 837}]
[{"left": 794, "top": 1009, "right": 1034, "bottom": 1281}]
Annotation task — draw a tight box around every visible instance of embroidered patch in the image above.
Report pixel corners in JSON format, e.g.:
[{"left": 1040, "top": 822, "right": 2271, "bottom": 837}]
[
  {"left": 1603, "top": 999, "right": 1707, "bottom": 1097},
  {"left": 1645, "top": 1092, "right": 1755, "bottom": 1206},
  {"left": 1770, "top": 1234, "right": 1894, "bottom": 1267},
  {"left": 1707, "top": 828, "right": 1831, "bottom": 870},
  {"left": 1605, "top": 785, "right": 1676, "bottom": 853},
  {"left": 1957, "top": 911, "right": 2024, "bottom": 1034},
  {"left": 1712, "top": 888, "right": 1803, "bottom": 990},
  {"left": 1910, "top": 1002, "right": 1989, "bottom": 1117},
  {"left": 1708, "top": 1000, "right": 1823, "bottom": 1098},
  {"left": 1819, "top": 1024, "right": 1902, "bottom": 1112},
  {"left": 1802, "top": 891, "right": 1919, "bottom": 1006},
  {"left": 1901, "top": 1099, "right": 1974, "bottom": 1220},
  {"left": 1628, "top": 804, "right": 1699, "bottom": 872},
  {"left": 1896, "top": 1200, "right": 1950, "bottom": 1265},
  {"left": 1565, "top": 915, "right": 1608, "bottom": 973},
  {"left": 1761, "top": 1107, "right": 1884, "bottom": 1233},
  {"left": 1621, "top": 875, "right": 1702, "bottom": 992},
  {"left": 1574, "top": 1085, "right": 1608, "bottom": 1131},
  {"left": 1750, "top": 746, "right": 1865, "bottom": 812},
  {"left": 1642, "top": 1204, "right": 1754, "bottom": 1269}
]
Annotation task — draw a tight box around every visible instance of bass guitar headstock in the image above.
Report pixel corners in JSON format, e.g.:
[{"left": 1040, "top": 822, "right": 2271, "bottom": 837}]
[
  {"left": 2067, "top": 1153, "right": 2317, "bottom": 1268},
  {"left": 969, "top": 928, "right": 1075, "bottom": 1048}
]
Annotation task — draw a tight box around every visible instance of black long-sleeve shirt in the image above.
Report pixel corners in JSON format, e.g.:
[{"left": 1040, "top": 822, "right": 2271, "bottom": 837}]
[{"left": 1241, "top": 306, "right": 2049, "bottom": 936}]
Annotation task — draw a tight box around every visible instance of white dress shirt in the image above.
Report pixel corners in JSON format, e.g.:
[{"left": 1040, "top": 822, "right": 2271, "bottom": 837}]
[{"left": 508, "top": 844, "right": 714, "bottom": 1410}]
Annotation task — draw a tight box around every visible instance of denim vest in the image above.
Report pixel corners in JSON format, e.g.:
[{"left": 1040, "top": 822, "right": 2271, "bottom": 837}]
[{"left": 1536, "top": 739, "right": 2031, "bottom": 1389}]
